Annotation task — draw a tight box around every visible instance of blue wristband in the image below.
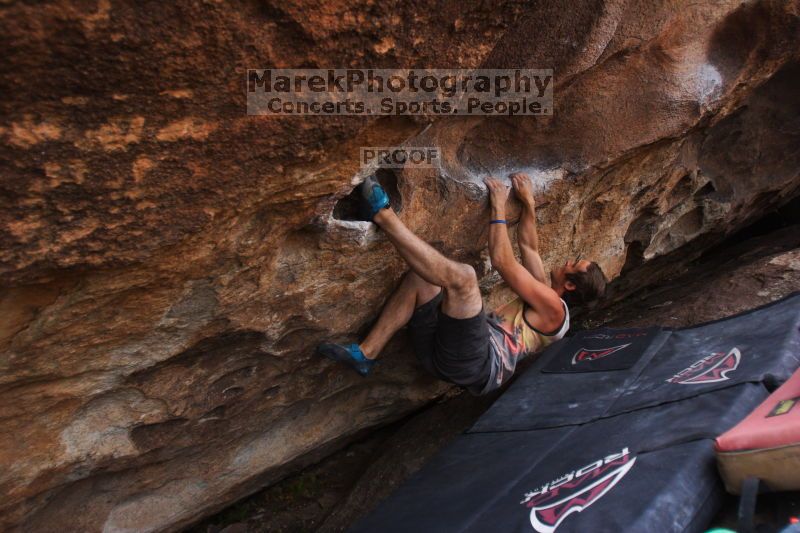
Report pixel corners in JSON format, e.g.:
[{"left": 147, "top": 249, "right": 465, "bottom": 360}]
[{"left": 490, "top": 219, "right": 507, "bottom": 224}]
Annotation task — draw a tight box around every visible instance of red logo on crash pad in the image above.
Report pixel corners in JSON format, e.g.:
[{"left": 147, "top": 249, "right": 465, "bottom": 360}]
[
  {"left": 666, "top": 347, "right": 741, "bottom": 385},
  {"left": 571, "top": 344, "right": 631, "bottom": 365},
  {"left": 521, "top": 448, "right": 636, "bottom": 533}
]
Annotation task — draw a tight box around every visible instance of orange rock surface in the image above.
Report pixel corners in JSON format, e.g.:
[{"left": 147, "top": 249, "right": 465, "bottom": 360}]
[{"left": 1, "top": 0, "right": 799, "bottom": 530}]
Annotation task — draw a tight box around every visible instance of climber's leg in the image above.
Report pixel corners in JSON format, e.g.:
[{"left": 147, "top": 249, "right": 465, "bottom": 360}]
[
  {"left": 359, "top": 271, "right": 441, "bottom": 359},
  {"left": 317, "top": 177, "right": 486, "bottom": 383},
  {"left": 373, "top": 208, "right": 483, "bottom": 320},
  {"left": 316, "top": 271, "right": 440, "bottom": 376},
  {"left": 370, "top": 208, "right": 491, "bottom": 392}
]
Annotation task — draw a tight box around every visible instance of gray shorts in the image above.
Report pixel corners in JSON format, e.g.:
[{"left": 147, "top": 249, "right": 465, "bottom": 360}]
[{"left": 407, "top": 292, "right": 492, "bottom": 393}]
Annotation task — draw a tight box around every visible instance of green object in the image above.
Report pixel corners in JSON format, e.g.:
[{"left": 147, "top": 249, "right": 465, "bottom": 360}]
[{"left": 703, "top": 529, "right": 736, "bottom": 533}]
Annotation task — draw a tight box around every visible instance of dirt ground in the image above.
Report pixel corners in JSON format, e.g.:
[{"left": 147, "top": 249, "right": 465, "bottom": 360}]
[{"left": 190, "top": 223, "right": 800, "bottom": 533}]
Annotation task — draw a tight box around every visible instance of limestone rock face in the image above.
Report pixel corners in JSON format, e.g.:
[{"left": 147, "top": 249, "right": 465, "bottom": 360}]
[{"left": 1, "top": 1, "right": 799, "bottom": 531}]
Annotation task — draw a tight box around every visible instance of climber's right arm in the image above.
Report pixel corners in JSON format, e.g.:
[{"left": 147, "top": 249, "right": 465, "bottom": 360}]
[{"left": 485, "top": 177, "right": 563, "bottom": 330}]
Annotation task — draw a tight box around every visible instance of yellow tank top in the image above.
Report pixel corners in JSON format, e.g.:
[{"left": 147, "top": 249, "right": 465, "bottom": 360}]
[{"left": 483, "top": 297, "right": 570, "bottom": 392}]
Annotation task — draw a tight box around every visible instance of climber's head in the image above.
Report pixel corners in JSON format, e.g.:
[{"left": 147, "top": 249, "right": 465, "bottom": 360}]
[{"left": 552, "top": 257, "right": 607, "bottom": 307}]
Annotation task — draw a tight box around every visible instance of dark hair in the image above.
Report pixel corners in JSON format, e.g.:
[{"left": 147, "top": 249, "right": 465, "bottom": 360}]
[{"left": 564, "top": 261, "right": 607, "bottom": 307}]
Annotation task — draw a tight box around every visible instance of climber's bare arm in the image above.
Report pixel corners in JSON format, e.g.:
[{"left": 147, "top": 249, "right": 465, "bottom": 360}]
[
  {"left": 511, "top": 173, "right": 548, "bottom": 284},
  {"left": 485, "top": 177, "right": 563, "bottom": 329}
]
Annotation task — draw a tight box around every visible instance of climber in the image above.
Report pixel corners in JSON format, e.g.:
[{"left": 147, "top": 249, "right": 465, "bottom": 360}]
[{"left": 317, "top": 173, "right": 607, "bottom": 394}]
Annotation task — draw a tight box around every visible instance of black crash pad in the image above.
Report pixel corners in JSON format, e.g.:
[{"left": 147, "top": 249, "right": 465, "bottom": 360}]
[
  {"left": 612, "top": 294, "right": 800, "bottom": 414},
  {"left": 351, "top": 383, "right": 768, "bottom": 533},
  {"left": 351, "top": 293, "right": 800, "bottom": 533},
  {"left": 469, "top": 327, "right": 670, "bottom": 432},
  {"left": 471, "top": 293, "right": 800, "bottom": 433}
]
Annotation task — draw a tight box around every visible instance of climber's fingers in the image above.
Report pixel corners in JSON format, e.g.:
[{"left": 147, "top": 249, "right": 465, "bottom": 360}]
[
  {"left": 484, "top": 177, "right": 511, "bottom": 209},
  {"left": 510, "top": 174, "right": 536, "bottom": 207},
  {"left": 510, "top": 172, "right": 531, "bottom": 190},
  {"left": 484, "top": 177, "right": 506, "bottom": 195},
  {"left": 483, "top": 176, "right": 506, "bottom": 189}
]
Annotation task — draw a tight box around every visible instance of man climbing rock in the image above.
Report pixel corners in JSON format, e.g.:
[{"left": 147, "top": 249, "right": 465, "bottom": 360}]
[{"left": 317, "top": 173, "right": 607, "bottom": 394}]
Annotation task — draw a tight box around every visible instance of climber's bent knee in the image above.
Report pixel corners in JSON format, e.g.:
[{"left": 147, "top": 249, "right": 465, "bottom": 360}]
[
  {"left": 440, "top": 265, "right": 482, "bottom": 319},
  {"left": 443, "top": 263, "right": 478, "bottom": 292}
]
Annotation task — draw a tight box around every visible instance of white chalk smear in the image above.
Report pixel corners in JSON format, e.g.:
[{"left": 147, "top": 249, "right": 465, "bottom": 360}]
[{"left": 695, "top": 63, "right": 722, "bottom": 103}]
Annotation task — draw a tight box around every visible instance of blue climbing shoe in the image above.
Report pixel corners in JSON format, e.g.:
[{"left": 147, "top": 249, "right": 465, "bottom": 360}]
[
  {"left": 360, "top": 175, "right": 390, "bottom": 219},
  {"left": 317, "top": 342, "right": 375, "bottom": 376}
]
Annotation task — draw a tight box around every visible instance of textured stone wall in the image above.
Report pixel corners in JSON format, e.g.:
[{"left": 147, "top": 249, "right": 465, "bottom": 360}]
[{"left": 1, "top": 0, "right": 799, "bottom": 531}]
